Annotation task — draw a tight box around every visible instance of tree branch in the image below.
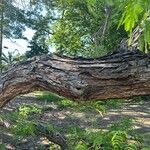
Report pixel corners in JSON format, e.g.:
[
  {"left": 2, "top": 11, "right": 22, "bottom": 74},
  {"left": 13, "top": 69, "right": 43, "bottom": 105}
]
[{"left": 0, "top": 50, "right": 150, "bottom": 107}]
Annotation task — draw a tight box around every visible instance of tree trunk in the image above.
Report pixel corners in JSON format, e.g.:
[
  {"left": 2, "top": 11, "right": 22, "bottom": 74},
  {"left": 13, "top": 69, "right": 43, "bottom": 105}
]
[{"left": 0, "top": 50, "right": 150, "bottom": 107}]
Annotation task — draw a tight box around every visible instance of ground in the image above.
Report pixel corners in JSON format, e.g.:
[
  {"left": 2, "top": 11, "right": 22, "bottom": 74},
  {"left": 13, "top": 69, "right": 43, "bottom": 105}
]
[{"left": 0, "top": 92, "right": 150, "bottom": 150}]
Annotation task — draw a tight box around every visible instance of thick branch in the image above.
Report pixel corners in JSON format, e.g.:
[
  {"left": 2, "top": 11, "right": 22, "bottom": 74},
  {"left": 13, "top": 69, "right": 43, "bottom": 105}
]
[
  {"left": 34, "top": 123, "right": 67, "bottom": 150},
  {"left": 0, "top": 50, "right": 150, "bottom": 107}
]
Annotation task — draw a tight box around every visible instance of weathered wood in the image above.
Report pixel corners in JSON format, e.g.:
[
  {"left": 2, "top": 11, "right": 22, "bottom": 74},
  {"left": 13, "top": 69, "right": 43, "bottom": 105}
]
[
  {"left": 0, "top": 50, "right": 150, "bottom": 107},
  {"left": 34, "top": 123, "right": 67, "bottom": 150}
]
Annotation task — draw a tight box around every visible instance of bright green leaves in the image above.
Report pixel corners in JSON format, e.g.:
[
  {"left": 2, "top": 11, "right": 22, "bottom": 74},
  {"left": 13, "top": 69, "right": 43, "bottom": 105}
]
[
  {"left": 50, "top": 0, "right": 128, "bottom": 57},
  {"left": 105, "top": 0, "right": 114, "bottom": 6},
  {"left": 18, "top": 104, "right": 42, "bottom": 119},
  {"left": 119, "top": 0, "right": 150, "bottom": 52},
  {"left": 86, "top": 0, "right": 96, "bottom": 5},
  {"left": 75, "top": 141, "right": 88, "bottom": 150},
  {"left": 111, "top": 131, "right": 127, "bottom": 150},
  {"left": 143, "top": 19, "right": 150, "bottom": 53},
  {"left": 119, "top": 0, "right": 144, "bottom": 32},
  {"left": 87, "top": 0, "right": 114, "bottom": 6},
  {"left": 144, "top": 20, "right": 150, "bottom": 45}
]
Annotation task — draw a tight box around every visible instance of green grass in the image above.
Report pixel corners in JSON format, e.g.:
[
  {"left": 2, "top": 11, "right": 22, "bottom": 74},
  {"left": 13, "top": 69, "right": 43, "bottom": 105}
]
[
  {"left": 109, "top": 117, "right": 133, "bottom": 132},
  {"left": 142, "top": 147, "right": 150, "bottom": 150},
  {"left": 1, "top": 104, "right": 42, "bottom": 138},
  {"left": 33, "top": 91, "right": 62, "bottom": 102},
  {"left": 0, "top": 143, "right": 6, "bottom": 150},
  {"left": 57, "top": 98, "right": 78, "bottom": 109},
  {"left": 104, "top": 99, "right": 125, "bottom": 109},
  {"left": 11, "top": 119, "right": 36, "bottom": 138},
  {"left": 34, "top": 91, "right": 78, "bottom": 109},
  {"left": 18, "top": 104, "right": 42, "bottom": 118},
  {"left": 33, "top": 91, "right": 125, "bottom": 113}
]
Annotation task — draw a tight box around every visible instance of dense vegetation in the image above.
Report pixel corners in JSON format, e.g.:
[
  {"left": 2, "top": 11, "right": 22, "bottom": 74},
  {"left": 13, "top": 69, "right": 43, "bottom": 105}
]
[{"left": 0, "top": 0, "right": 150, "bottom": 150}]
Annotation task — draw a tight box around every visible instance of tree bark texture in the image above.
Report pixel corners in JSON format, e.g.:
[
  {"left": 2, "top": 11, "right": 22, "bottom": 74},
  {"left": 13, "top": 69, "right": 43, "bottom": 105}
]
[{"left": 0, "top": 50, "right": 150, "bottom": 107}]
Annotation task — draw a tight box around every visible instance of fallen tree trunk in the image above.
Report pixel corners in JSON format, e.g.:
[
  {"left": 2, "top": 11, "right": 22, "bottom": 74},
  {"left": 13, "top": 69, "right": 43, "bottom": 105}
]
[
  {"left": 0, "top": 50, "right": 150, "bottom": 107},
  {"left": 34, "top": 123, "right": 67, "bottom": 150}
]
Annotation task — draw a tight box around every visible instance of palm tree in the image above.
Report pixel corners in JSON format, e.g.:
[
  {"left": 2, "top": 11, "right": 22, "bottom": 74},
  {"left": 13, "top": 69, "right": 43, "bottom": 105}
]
[{"left": 1, "top": 50, "right": 25, "bottom": 71}]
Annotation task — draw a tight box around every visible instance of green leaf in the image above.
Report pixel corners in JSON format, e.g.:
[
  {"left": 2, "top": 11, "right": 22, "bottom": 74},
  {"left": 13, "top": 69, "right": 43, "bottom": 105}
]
[
  {"left": 86, "top": 0, "right": 96, "bottom": 6},
  {"left": 75, "top": 141, "right": 88, "bottom": 150},
  {"left": 105, "top": 0, "right": 114, "bottom": 6}
]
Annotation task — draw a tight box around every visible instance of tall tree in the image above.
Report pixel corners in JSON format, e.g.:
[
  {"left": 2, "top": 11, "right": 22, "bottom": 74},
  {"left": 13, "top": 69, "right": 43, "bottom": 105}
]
[
  {"left": 23, "top": 0, "right": 128, "bottom": 58},
  {"left": 48, "top": 0, "right": 128, "bottom": 57},
  {"left": 23, "top": 0, "right": 58, "bottom": 57},
  {"left": 0, "top": 0, "right": 27, "bottom": 71}
]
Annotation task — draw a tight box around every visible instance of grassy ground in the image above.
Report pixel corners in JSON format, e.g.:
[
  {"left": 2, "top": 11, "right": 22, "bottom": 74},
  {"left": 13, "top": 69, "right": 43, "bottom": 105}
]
[{"left": 0, "top": 91, "right": 150, "bottom": 150}]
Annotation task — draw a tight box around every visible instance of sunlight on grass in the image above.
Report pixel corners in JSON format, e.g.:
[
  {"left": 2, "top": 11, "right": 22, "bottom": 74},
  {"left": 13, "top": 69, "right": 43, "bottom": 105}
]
[
  {"left": 57, "top": 99, "right": 78, "bottom": 109},
  {"left": 33, "top": 91, "right": 62, "bottom": 102}
]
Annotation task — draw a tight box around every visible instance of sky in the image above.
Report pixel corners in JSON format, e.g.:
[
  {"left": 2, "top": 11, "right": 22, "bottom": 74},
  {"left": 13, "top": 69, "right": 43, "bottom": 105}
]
[
  {"left": 3, "top": 28, "right": 35, "bottom": 55},
  {"left": 3, "top": 0, "right": 34, "bottom": 55},
  {"left": 3, "top": 0, "right": 56, "bottom": 56}
]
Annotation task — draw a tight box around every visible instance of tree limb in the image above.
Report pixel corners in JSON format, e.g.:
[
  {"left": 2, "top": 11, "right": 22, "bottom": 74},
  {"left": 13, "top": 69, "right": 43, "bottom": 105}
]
[
  {"left": 0, "top": 50, "right": 150, "bottom": 107},
  {"left": 34, "top": 123, "right": 67, "bottom": 150}
]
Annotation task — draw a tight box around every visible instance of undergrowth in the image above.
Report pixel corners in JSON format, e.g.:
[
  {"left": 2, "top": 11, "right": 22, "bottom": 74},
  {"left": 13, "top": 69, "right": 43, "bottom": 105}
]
[{"left": 0, "top": 91, "right": 149, "bottom": 150}]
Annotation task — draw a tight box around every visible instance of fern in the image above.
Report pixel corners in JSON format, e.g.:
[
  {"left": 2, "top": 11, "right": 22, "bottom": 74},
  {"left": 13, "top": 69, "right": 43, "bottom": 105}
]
[
  {"left": 111, "top": 131, "right": 127, "bottom": 150},
  {"left": 75, "top": 141, "right": 88, "bottom": 150},
  {"left": 124, "top": 144, "right": 137, "bottom": 150},
  {"left": 119, "top": 0, "right": 150, "bottom": 51}
]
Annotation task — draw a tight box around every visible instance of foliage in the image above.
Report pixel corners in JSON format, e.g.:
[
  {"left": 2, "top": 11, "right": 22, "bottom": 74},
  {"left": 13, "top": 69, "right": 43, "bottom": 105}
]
[
  {"left": 75, "top": 141, "right": 88, "bottom": 150},
  {"left": 27, "top": 0, "right": 150, "bottom": 56},
  {"left": 83, "top": 120, "right": 142, "bottom": 150},
  {"left": 24, "top": 0, "right": 57, "bottom": 57},
  {"left": 109, "top": 117, "right": 133, "bottom": 132},
  {"left": 1, "top": 51, "right": 25, "bottom": 71},
  {"left": 57, "top": 99, "right": 77, "bottom": 109},
  {"left": 85, "top": 130, "right": 138, "bottom": 150},
  {"left": 33, "top": 91, "right": 62, "bottom": 102},
  {"left": 118, "top": 0, "right": 150, "bottom": 53},
  {"left": 33, "top": 91, "right": 144, "bottom": 150},
  {"left": 0, "top": 0, "right": 27, "bottom": 39},
  {"left": 0, "top": 143, "right": 6, "bottom": 150},
  {"left": 4, "top": 0, "right": 149, "bottom": 58},
  {"left": 1, "top": 0, "right": 150, "bottom": 149},
  {"left": 18, "top": 104, "right": 42, "bottom": 119},
  {"left": 26, "top": 35, "right": 49, "bottom": 58},
  {"left": 2, "top": 104, "right": 42, "bottom": 138},
  {"left": 1, "top": 91, "right": 147, "bottom": 149},
  {"left": 67, "top": 118, "right": 141, "bottom": 150},
  {"left": 11, "top": 119, "right": 36, "bottom": 138},
  {"left": 34, "top": 91, "right": 125, "bottom": 115},
  {"left": 48, "top": 0, "right": 127, "bottom": 57},
  {"left": 104, "top": 99, "right": 124, "bottom": 109}
]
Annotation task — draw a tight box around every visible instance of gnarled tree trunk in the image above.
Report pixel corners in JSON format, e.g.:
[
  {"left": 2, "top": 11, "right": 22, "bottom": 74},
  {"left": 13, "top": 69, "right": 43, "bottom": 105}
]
[{"left": 0, "top": 50, "right": 150, "bottom": 107}]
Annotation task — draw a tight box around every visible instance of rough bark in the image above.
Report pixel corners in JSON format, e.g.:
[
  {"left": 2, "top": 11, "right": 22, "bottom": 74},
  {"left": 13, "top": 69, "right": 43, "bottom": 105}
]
[
  {"left": 0, "top": 50, "right": 150, "bottom": 107},
  {"left": 34, "top": 123, "right": 67, "bottom": 150}
]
